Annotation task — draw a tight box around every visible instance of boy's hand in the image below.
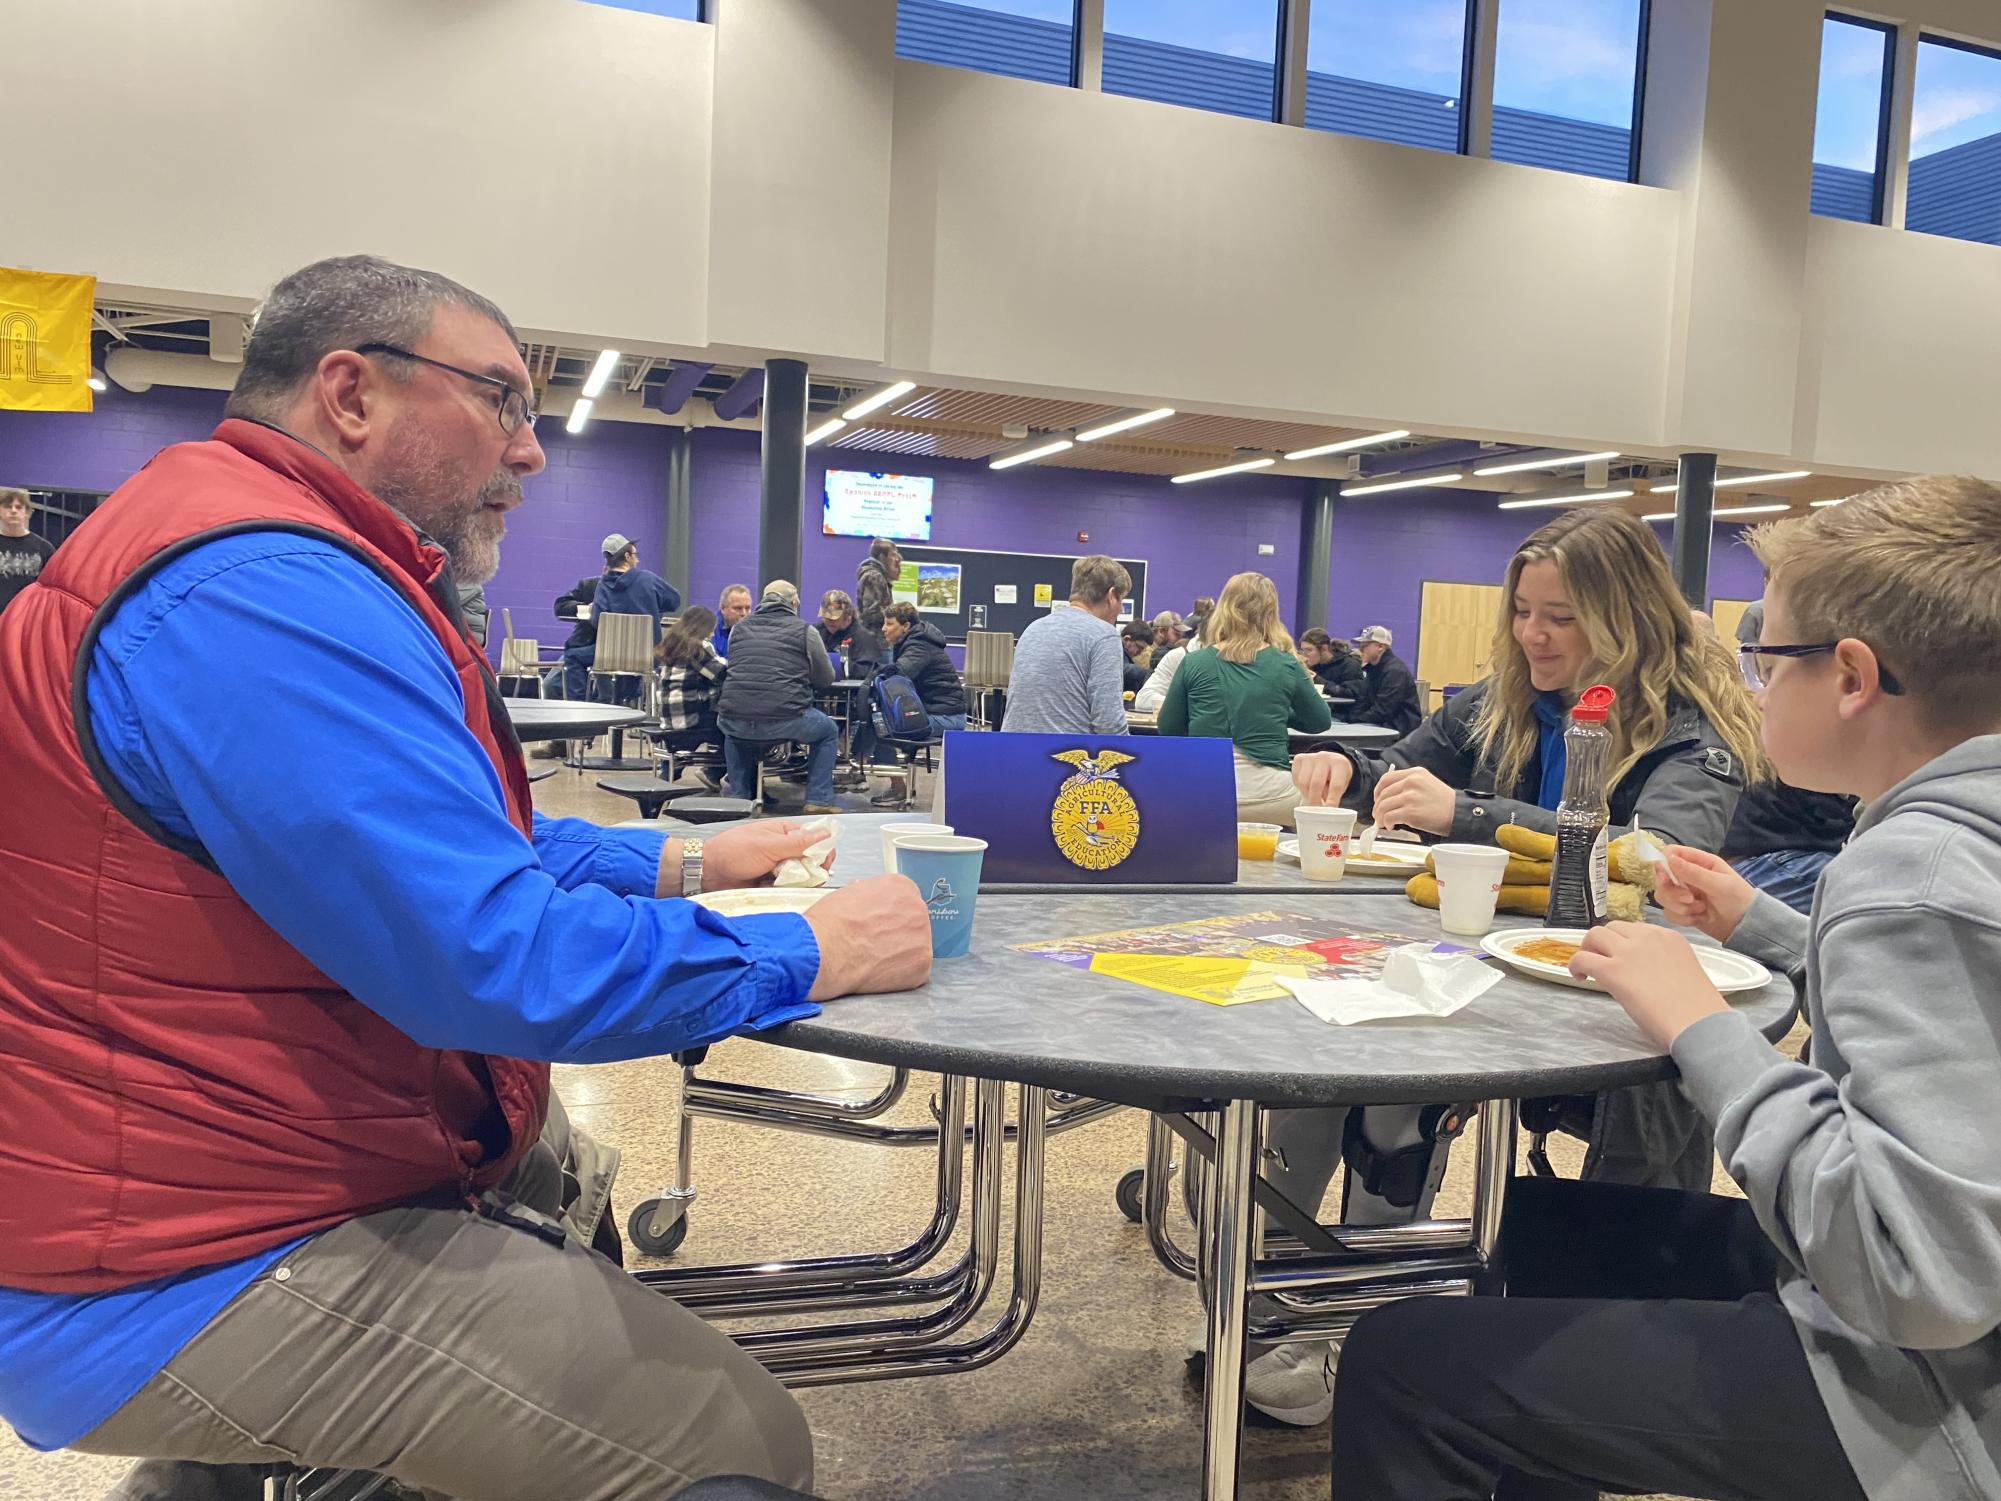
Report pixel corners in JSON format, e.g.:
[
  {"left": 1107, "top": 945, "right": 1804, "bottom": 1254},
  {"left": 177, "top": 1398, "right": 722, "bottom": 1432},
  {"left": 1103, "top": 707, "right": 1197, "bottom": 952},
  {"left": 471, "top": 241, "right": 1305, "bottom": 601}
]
[
  {"left": 1651, "top": 846, "right": 1758, "bottom": 942},
  {"left": 1291, "top": 751, "right": 1353, "bottom": 808},
  {"left": 1568, "top": 922, "right": 1730, "bottom": 1048},
  {"left": 1371, "top": 766, "right": 1457, "bottom": 837}
]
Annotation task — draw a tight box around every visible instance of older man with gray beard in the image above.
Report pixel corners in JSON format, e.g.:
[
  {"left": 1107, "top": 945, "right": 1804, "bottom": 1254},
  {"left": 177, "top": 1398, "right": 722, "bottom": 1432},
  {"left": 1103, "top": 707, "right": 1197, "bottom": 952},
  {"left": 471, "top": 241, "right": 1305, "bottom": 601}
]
[{"left": 0, "top": 255, "right": 931, "bottom": 1500}]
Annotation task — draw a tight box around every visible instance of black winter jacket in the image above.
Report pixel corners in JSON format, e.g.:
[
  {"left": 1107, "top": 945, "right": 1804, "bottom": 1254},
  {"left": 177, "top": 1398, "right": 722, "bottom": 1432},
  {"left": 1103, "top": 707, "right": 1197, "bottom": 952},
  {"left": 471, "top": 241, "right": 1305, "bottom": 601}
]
[{"left": 885, "top": 620, "right": 966, "bottom": 716}]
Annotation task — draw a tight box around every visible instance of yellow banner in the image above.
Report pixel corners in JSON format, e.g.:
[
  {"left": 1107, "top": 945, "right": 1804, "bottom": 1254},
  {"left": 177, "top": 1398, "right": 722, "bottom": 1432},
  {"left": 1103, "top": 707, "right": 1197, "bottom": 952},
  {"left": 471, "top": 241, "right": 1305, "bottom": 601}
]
[{"left": 0, "top": 266, "right": 96, "bottom": 413}]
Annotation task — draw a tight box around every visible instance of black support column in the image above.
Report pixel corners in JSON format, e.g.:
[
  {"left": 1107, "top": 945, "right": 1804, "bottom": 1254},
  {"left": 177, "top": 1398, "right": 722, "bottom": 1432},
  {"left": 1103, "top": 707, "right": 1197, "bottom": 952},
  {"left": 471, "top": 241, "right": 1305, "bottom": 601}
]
[
  {"left": 662, "top": 427, "right": 692, "bottom": 605},
  {"left": 1670, "top": 451, "right": 1717, "bottom": 607},
  {"left": 1297, "top": 480, "right": 1335, "bottom": 631},
  {"left": 757, "top": 358, "right": 808, "bottom": 588}
]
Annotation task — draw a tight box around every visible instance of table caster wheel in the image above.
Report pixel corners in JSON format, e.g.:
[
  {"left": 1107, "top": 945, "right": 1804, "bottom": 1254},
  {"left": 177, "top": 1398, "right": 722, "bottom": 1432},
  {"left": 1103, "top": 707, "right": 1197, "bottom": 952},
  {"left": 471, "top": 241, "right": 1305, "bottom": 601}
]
[
  {"left": 627, "top": 1199, "right": 689, "bottom": 1256},
  {"left": 1115, "top": 1167, "right": 1145, "bottom": 1224}
]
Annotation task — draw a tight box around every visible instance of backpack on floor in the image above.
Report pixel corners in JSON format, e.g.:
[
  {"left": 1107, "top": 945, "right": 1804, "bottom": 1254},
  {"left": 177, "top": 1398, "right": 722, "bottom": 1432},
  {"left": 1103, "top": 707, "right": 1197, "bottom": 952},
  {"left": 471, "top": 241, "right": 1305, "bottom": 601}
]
[{"left": 871, "top": 672, "right": 930, "bottom": 738}]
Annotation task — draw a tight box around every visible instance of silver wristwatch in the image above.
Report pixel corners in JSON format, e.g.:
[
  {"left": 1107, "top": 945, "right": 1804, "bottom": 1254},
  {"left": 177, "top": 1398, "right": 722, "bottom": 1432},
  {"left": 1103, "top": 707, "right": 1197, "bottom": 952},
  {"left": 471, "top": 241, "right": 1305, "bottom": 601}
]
[{"left": 680, "top": 839, "right": 704, "bottom": 899}]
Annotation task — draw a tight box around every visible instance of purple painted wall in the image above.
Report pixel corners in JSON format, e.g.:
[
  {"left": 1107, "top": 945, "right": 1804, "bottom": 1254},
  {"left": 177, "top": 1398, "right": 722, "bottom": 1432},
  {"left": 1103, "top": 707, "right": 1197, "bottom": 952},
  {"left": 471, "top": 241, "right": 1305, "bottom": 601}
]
[{"left": 0, "top": 385, "right": 1771, "bottom": 671}]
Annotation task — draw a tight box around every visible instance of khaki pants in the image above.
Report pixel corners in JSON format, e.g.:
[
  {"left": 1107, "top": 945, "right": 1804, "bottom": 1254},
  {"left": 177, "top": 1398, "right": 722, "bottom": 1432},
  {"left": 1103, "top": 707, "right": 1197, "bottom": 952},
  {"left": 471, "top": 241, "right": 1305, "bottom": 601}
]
[{"left": 76, "top": 1100, "right": 812, "bottom": 1501}]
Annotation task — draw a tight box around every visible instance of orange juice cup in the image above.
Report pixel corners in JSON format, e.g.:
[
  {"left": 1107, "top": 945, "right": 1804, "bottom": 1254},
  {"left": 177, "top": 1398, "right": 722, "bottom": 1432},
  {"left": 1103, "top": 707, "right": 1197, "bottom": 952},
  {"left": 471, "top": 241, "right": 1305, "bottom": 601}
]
[{"left": 1237, "top": 822, "right": 1282, "bottom": 861}]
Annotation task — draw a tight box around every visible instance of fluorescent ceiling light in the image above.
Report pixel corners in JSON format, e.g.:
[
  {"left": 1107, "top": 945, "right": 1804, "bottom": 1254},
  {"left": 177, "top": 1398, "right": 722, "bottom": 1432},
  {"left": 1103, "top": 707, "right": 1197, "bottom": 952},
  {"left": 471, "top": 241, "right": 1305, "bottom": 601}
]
[
  {"left": 842, "top": 380, "right": 916, "bottom": 422},
  {"left": 1653, "top": 469, "right": 1813, "bottom": 495},
  {"left": 581, "top": 348, "right": 620, "bottom": 399},
  {"left": 565, "top": 398, "right": 594, "bottom": 435},
  {"left": 990, "top": 437, "right": 1074, "bottom": 470},
  {"left": 1496, "top": 488, "right": 1633, "bottom": 512},
  {"left": 1282, "top": 429, "right": 1409, "bottom": 462},
  {"left": 1473, "top": 449, "right": 1621, "bottom": 478},
  {"left": 1642, "top": 503, "right": 1792, "bottom": 522},
  {"left": 1076, "top": 407, "right": 1175, "bottom": 442},
  {"left": 804, "top": 417, "right": 847, "bottom": 446},
  {"left": 1344, "top": 471, "right": 1464, "bottom": 497},
  {"left": 1810, "top": 497, "right": 1848, "bottom": 508},
  {"left": 1172, "top": 456, "right": 1276, "bottom": 484}
]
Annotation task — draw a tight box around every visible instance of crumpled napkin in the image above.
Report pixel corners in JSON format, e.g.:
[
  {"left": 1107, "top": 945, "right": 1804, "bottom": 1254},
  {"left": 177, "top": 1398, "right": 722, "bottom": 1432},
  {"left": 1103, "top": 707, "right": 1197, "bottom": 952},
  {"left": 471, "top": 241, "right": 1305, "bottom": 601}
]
[
  {"left": 1279, "top": 943, "right": 1502, "bottom": 1025},
  {"left": 771, "top": 817, "right": 837, "bottom": 889}
]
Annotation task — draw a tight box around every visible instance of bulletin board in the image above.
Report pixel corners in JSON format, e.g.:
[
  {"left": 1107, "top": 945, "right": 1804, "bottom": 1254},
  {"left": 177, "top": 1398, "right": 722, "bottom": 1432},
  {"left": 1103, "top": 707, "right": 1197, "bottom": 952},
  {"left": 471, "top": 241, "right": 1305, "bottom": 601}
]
[{"left": 892, "top": 545, "right": 1148, "bottom": 643}]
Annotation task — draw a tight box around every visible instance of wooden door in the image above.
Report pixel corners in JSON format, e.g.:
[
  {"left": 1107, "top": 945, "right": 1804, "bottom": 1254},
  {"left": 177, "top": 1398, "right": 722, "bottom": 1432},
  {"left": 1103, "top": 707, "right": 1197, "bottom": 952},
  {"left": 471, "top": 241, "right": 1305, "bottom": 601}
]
[
  {"left": 1711, "top": 598, "right": 1754, "bottom": 644},
  {"left": 1417, "top": 581, "right": 1504, "bottom": 710}
]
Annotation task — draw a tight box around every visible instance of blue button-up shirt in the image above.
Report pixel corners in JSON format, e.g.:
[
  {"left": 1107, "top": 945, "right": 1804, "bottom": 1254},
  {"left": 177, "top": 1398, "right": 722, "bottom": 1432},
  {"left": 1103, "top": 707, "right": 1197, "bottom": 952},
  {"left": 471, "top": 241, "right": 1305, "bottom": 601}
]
[{"left": 0, "top": 530, "right": 820, "bottom": 1450}]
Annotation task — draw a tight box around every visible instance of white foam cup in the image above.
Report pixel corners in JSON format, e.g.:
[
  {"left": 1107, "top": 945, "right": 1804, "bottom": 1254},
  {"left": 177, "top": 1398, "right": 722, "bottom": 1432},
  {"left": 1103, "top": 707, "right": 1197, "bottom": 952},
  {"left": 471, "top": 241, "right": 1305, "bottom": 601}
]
[
  {"left": 1431, "top": 843, "right": 1512, "bottom": 936},
  {"left": 1293, "top": 806, "right": 1359, "bottom": 881}
]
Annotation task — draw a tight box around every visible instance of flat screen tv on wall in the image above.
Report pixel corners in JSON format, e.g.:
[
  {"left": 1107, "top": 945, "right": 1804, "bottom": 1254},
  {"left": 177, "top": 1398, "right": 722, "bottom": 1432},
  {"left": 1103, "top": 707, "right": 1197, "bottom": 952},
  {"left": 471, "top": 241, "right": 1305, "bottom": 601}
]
[{"left": 823, "top": 469, "right": 934, "bottom": 542}]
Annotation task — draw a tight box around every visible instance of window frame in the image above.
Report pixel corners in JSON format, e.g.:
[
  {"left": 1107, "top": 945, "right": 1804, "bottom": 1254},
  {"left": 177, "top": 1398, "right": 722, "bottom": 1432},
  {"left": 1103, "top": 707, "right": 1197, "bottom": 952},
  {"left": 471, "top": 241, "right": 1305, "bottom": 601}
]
[
  {"left": 1903, "top": 27, "right": 2001, "bottom": 242},
  {"left": 1485, "top": 0, "right": 1654, "bottom": 183},
  {"left": 1100, "top": 0, "right": 1288, "bottom": 120},
  {"left": 1814, "top": 10, "right": 1898, "bottom": 225},
  {"left": 1290, "top": 0, "right": 1478, "bottom": 152}
]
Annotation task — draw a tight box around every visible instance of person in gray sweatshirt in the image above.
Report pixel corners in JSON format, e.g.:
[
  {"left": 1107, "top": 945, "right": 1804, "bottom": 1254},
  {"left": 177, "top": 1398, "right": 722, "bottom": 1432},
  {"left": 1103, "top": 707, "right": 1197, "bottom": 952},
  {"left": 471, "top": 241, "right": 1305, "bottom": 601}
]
[{"left": 1328, "top": 474, "right": 2001, "bottom": 1501}]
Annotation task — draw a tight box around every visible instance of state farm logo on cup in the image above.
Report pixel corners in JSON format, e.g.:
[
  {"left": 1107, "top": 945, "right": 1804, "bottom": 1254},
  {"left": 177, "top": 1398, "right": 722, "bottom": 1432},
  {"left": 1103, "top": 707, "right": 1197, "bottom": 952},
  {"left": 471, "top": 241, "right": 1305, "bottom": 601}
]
[{"left": 1293, "top": 806, "right": 1357, "bottom": 882}]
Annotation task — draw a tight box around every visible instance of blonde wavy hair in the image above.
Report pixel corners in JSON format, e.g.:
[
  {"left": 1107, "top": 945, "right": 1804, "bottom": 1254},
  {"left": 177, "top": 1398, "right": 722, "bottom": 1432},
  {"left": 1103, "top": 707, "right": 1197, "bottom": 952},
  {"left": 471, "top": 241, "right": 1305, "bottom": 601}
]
[
  {"left": 1205, "top": 572, "right": 1294, "bottom": 664},
  {"left": 1475, "top": 508, "right": 1767, "bottom": 791}
]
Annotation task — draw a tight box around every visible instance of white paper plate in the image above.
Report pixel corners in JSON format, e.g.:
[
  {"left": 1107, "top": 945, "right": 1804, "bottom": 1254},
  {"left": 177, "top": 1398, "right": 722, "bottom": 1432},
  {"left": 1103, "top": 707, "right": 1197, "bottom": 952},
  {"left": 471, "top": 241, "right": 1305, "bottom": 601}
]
[
  {"left": 690, "top": 888, "right": 831, "bottom": 918},
  {"left": 1480, "top": 927, "right": 1773, "bottom": 995},
  {"left": 1276, "top": 838, "right": 1429, "bottom": 876}
]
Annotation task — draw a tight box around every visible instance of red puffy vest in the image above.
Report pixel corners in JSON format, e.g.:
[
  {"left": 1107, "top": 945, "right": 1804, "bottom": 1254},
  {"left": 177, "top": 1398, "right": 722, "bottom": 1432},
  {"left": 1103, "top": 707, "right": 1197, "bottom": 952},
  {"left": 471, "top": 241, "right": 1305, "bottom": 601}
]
[{"left": 0, "top": 420, "right": 549, "bottom": 1293}]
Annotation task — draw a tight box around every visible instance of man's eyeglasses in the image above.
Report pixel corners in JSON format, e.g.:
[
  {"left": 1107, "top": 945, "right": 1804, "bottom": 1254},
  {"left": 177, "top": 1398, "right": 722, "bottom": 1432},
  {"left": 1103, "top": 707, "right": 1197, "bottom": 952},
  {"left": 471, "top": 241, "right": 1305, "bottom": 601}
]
[
  {"left": 357, "top": 343, "right": 538, "bottom": 436},
  {"left": 1739, "top": 642, "right": 1904, "bottom": 694}
]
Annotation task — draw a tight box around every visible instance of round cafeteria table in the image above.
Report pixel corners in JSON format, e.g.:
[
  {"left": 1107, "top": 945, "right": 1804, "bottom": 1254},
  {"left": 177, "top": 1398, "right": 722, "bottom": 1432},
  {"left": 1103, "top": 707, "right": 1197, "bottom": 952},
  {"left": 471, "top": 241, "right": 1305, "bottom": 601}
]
[
  {"left": 502, "top": 697, "right": 648, "bottom": 744},
  {"left": 758, "top": 886, "right": 1797, "bottom": 1501},
  {"left": 1124, "top": 713, "right": 1401, "bottom": 750}
]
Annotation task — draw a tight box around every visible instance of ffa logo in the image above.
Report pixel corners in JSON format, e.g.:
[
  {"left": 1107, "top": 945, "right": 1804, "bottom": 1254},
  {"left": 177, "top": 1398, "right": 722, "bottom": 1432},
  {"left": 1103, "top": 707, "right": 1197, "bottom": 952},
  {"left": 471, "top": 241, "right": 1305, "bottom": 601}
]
[{"left": 1049, "top": 748, "right": 1141, "bottom": 871}]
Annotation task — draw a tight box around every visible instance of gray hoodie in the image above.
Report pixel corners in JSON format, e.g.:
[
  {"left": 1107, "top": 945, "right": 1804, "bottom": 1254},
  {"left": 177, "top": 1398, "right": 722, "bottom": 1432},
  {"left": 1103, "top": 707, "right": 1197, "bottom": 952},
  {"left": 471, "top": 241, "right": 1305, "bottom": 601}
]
[{"left": 1673, "top": 732, "right": 2001, "bottom": 1501}]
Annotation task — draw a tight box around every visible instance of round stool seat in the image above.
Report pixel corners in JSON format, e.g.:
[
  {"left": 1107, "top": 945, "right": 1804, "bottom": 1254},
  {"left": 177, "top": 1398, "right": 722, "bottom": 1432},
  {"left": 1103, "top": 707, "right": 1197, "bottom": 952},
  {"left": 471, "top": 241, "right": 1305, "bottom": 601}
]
[{"left": 671, "top": 796, "right": 760, "bottom": 824}]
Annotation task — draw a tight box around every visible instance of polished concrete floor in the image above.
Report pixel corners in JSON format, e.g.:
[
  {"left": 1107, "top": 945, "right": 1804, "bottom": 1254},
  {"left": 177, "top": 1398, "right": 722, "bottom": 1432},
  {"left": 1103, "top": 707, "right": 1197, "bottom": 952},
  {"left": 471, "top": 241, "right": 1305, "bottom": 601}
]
[{"left": 5, "top": 759, "right": 1777, "bottom": 1501}]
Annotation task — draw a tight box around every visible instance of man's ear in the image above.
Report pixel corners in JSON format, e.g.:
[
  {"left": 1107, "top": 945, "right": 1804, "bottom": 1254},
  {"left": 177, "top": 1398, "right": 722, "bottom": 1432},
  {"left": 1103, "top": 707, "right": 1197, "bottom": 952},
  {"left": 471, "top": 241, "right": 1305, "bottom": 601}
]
[{"left": 314, "top": 350, "right": 374, "bottom": 448}]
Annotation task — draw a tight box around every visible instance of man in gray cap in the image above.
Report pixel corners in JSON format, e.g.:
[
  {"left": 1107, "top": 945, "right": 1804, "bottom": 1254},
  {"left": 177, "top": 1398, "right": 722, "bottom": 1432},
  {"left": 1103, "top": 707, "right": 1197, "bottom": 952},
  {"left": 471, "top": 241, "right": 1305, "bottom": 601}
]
[
  {"left": 1350, "top": 624, "right": 1422, "bottom": 734},
  {"left": 552, "top": 532, "right": 681, "bottom": 703}
]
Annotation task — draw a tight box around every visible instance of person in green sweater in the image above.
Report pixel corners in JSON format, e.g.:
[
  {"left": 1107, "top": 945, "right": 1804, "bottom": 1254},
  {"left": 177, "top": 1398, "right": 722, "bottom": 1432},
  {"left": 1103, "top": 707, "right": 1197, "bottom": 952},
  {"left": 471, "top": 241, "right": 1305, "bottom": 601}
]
[{"left": 1159, "top": 570, "right": 1331, "bottom": 827}]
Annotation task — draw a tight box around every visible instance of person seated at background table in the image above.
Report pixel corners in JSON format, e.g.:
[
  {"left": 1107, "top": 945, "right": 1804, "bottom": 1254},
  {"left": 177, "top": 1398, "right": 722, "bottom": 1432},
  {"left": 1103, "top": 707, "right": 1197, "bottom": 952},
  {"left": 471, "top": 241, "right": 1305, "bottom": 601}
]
[
  {"left": 1158, "top": 571, "right": 1330, "bottom": 828},
  {"left": 1151, "top": 609, "right": 1186, "bottom": 657},
  {"left": 1240, "top": 508, "right": 1767, "bottom": 1427},
  {"left": 0, "top": 254, "right": 935, "bottom": 1501},
  {"left": 1330, "top": 474, "right": 2001, "bottom": 1501},
  {"left": 554, "top": 531, "right": 681, "bottom": 702},
  {"left": 815, "top": 586, "right": 875, "bottom": 678},
  {"left": 1134, "top": 610, "right": 1202, "bottom": 714},
  {"left": 716, "top": 579, "right": 840, "bottom": 812},
  {"left": 1000, "top": 555, "right": 1130, "bottom": 735},
  {"left": 1120, "top": 622, "right": 1155, "bottom": 692},
  {"left": 1186, "top": 594, "right": 1216, "bottom": 641},
  {"left": 0, "top": 487, "right": 57, "bottom": 617},
  {"left": 852, "top": 601, "right": 969, "bottom": 806},
  {"left": 713, "top": 581, "right": 753, "bottom": 659},
  {"left": 1347, "top": 624, "right": 1423, "bottom": 733},
  {"left": 1297, "top": 627, "right": 1367, "bottom": 703},
  {"left": 653, "top": 604, "right": 728, "bottom": 783},
  {"left": 1720, "top": 776, "right": 1857, "bottom": 915}
]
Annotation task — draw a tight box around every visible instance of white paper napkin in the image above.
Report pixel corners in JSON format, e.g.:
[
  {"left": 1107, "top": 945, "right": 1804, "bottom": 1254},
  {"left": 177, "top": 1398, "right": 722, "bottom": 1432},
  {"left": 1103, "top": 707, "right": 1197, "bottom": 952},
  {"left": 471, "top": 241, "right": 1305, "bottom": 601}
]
[
  {"left": 771, "top": 817, "right": 837, "bottom": 889},
  {"left": 1278, "top": 944, "right": 1502, "bottom": 1025}
]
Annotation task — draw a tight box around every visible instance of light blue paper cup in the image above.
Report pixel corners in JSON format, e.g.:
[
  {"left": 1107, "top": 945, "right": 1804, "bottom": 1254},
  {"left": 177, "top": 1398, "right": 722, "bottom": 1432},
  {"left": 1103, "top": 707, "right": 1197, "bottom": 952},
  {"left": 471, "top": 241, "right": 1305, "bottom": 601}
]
[{"left": 892, "top": 835, "right": 989, "bottom": 958}]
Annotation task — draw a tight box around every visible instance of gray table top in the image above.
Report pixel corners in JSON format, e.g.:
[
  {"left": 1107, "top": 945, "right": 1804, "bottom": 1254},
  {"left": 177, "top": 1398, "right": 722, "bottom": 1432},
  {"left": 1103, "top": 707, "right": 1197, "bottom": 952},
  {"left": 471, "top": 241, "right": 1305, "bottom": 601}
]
[
  {"left": 803, "top": 812, "right": 1419, "bottom": 896},
  {"left": 1125, "top": 716, "right": 1399, "bottom": 748},
  {"left": 504, "top": 698, "right": 650, "bottom": 742},
  {"left": 773, "top": 889, "right": 1797, "bottom": 1111}
]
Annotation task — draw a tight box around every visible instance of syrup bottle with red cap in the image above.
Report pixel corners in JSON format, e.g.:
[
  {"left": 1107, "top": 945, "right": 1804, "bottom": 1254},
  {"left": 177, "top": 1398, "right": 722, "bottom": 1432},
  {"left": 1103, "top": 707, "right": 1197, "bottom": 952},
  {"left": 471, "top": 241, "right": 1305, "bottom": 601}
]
[{"left": 1547, "top": 683, "right": 1618, "bottom": 929}]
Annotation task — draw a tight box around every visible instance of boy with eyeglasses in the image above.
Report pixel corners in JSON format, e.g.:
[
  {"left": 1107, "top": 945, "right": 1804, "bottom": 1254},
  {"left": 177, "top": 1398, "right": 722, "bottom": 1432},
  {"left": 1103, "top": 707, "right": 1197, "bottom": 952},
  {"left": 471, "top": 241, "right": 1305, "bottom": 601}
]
[{"left": 1329, "top": 475, "right": 2001, "bottom": 1501}]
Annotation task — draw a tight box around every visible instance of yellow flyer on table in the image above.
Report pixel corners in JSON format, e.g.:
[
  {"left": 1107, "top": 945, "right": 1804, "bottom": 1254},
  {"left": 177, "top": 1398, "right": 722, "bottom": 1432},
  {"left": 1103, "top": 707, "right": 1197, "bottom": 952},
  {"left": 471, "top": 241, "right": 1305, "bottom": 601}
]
[{"left": 1088, "top": 953, "right": 1309, "bottom": 1006}]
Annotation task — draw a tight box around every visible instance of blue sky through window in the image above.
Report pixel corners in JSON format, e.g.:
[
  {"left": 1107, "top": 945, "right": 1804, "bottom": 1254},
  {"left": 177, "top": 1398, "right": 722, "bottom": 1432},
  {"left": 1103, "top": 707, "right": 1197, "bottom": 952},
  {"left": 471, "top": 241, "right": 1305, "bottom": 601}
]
[
  {"left": 961, "top": 0, "right": 1074, "bottom": 23},
  {"left": 577, "top": 0, "right": 701, "bottom": 17},
  {"left": 1814, "top": 16, "right": 1889, "bottom": 173},
  {"left": 1911, "top": 36, "right": 2001, "bottom": 159},
  {"left": 1102, "top": 0, "right": 1280, "bottom": 63},
  {"left": 1307, "top": 0, "right": 1467, "bottom": 92},
  {"left": 1491, "top": 0, "right": 1642, "bottom": 127}
]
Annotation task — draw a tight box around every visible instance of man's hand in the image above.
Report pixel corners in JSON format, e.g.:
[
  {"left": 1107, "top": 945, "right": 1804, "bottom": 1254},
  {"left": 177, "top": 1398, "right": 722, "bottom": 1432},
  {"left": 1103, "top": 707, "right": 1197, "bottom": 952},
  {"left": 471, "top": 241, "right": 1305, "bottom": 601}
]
[
  {"left": 1370, "top": 765, "right": 1456, "bottom": 837},
  {"left": 804, "top": 876, "right": 933, "bottom": 1001},
  {"left": 1567, "top": 922, "right": 1730, "bottom": 1048},
  {"left": 1651, "top": 845, "right": 1757, "bottom": 944},
  {"left": 1291, "top": 751, "right": 1354, "bottom": 808},
  {"left": 698, "top": 821, "right": 834, "bottom": 893}
]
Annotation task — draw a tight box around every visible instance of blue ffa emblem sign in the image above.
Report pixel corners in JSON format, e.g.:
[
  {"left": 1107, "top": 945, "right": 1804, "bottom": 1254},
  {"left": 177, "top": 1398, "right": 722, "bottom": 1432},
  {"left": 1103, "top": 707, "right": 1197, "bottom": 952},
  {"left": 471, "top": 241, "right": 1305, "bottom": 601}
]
[{"left": 1048, "top": 748, "right": 1141, "bottom": 871}]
